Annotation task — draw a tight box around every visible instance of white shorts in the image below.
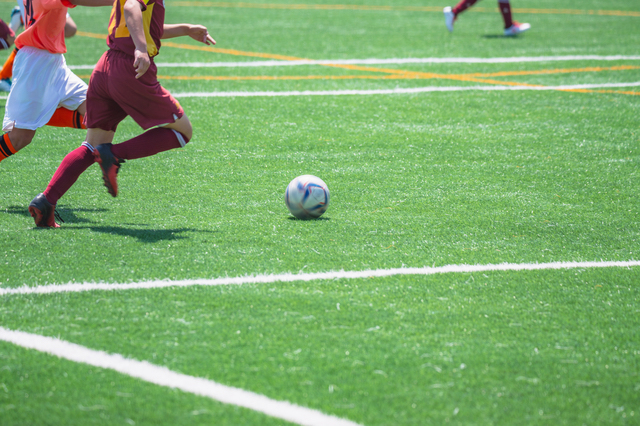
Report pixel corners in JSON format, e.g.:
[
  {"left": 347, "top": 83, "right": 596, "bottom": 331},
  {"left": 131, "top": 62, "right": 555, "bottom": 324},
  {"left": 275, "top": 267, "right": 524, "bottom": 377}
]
[{"left": 3, "top": 46, "right": 87, "bottom": 132}]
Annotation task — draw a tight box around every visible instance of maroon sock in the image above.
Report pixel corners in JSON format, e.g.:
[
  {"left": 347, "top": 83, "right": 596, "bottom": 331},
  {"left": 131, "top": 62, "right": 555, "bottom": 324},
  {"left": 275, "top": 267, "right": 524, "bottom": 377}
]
[
  {"left": 43, "top": 142, "right": 95, "bottom": 205},
  {"left": 452, "top": 0, "right": 479, "bottom": 16},
  {"left": 111, "top": 127, "right": 188, "bottom": 160},
  {"left": 498, "top": 0, "right": 513, "bottom": 28}
]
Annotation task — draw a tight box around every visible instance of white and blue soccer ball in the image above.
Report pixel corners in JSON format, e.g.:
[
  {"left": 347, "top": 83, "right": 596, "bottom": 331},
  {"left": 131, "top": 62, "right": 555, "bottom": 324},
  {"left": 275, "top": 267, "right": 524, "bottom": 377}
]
[{"left": 285, "top": 175, "right": 330, "bottom": 220}]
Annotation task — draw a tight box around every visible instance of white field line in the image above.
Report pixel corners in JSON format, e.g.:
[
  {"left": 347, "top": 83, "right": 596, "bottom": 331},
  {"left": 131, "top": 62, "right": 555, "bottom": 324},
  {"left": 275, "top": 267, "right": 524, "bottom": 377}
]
[
  {"left": 0, "top": 327, "right": 361, "bottom": 426},
  {"left": 1, "top": 80, "right": 637, "bottom": 102},
  {"left": 178, "top": 81, "right": 640, "bottom": 97},
  {"left": 1, "top": 82, "right": 637, "bottom": 101},
  {"left": 1, "top": 260, "right": 638, "bottom": 297},
  {"left": 168, "top": 82, "right": 640, "bottom": 98},
  {"left": 66, "top": 55, "right": 640, "bottom": 70}
]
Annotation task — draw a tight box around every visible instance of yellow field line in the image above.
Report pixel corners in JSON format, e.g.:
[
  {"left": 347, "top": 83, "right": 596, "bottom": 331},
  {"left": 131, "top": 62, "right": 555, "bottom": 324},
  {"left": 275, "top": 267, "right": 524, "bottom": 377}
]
[
  {"left": 75, "top": 74, "right": 407, "bottom": 81},
  {"left": 77, "top": 33, "right": 305, "bottom": 60},
  {"left": 162, "top": 41, "right": 304, "bottom": 60},
  {"left": 172, "top": 2, "right": 640, "bottom": 18},
  {"left": 76, "top": 31, "right": 106, "bottom": 40},
  {"left": 75, "top": 64, "right": 640, "bottom": 81},
  {"left": 74, "top": 32, "right": 640, "bottom": 96},
  {"left": 465, "top": 65, "right": 640, "bottom": 78},
  {"left": 556, "top": 88, "right": 640, "bottom": 96}
]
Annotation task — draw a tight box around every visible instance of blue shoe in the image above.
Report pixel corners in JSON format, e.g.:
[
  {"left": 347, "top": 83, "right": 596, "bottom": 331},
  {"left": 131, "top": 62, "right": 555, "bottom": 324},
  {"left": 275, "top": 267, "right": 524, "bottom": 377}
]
[{"left": 0, "top": 78, "right": 11, "bottom": 92}]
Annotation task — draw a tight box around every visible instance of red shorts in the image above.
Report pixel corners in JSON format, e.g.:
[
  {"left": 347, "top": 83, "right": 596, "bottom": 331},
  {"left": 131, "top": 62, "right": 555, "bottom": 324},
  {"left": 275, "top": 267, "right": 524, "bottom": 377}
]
[
  {"left": 85, "top": 49, "right": 184, "bottom": 132},
  {"left": 0, "top": 19, "right": 15, "bottom": 50}
]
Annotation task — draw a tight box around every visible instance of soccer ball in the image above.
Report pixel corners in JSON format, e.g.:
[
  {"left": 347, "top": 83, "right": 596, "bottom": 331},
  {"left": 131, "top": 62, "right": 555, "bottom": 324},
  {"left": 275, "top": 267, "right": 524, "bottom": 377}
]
[{"left": 285, "top": 175, "right": 330, "bottom": 220}]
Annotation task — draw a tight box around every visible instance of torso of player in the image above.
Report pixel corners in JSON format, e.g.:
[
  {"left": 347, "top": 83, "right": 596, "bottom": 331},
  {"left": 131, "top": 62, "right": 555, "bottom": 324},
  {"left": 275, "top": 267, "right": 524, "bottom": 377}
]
[
  {"left": 15, "top": 0, "right": 73, "bottom": 54},
  {"left": 107, "top": 0, "right": 165, "bottom": 58}
]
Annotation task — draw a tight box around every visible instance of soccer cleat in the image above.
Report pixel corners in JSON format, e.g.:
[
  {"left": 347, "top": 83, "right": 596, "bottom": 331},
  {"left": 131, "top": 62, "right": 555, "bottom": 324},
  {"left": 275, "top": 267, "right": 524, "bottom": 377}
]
[
  {"left": 504, "top": 21, "right": 531, "bottom": 36},
  {"left": 0, "top": 78, "right": 10, "bottom": 92},
  {"left": 444, "top": 6, "right": 455, "bottom": 32},
  {"left": 28, "top": 193, "right": 60, "bottom": 228},
  {"left": 10, "top": 6, "right": 22, "bottom": 32},
  {"left": 94, "top": 143, "right": 124, "bottom": 197}
]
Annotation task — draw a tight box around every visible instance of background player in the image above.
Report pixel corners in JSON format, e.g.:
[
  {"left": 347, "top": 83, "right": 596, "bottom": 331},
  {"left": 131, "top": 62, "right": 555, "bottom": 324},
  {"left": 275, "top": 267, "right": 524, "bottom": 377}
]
[
  {"left": 0, "top": 3, "right": 77, "bottom": 91},
  {"left": 444, "top": 0, "right": 530, "bottom": 36},
  {"left": 29, "top": 0, "right": 215, "bottom": 227}
]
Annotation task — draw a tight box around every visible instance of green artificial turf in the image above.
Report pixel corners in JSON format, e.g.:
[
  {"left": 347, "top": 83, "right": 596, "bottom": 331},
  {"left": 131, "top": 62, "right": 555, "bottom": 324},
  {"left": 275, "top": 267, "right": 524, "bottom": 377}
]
[{"left": 1, "top": 0, "right": 639, "bottom": 424}]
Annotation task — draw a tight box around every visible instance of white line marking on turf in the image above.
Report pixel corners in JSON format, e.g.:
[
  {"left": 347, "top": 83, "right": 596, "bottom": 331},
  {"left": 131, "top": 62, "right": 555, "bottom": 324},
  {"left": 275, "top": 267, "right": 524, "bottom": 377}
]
[
  {"left": 168, "top": 82, "right": 640, "bottom": 98},
  {"left": 1, "top": 260, "right": 638, "bottom": 297},
  {"left": 1, "top": 83, "right": 637, "bottom": 101},
  {"left": 0, "top": 327, "right": 362, "bottom": 426},
  {"left": 66, "top": 55, "right": 640, "bottom": 69}
]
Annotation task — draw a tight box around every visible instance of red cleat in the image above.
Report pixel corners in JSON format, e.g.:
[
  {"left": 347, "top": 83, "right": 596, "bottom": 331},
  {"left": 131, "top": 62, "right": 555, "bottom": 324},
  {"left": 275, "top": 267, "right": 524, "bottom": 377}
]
[
  {"left": 28, "top": 193, "right": 60, "bottom": 228},
  {"left": 94, "top": 143, "right": 124, "bottom": 197}
]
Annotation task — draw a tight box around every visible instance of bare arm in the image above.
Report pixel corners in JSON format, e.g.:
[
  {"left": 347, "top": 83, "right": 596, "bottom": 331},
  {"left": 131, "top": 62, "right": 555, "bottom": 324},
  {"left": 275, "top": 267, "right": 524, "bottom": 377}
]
[
  {"left": 122, "top": 0, "right": 150, "bottom": 78},
  {"left": 162, "top": 23, "right": 215, "bottom": 45},
  {"left": 69, "top": 0, "right": 115, "bottom": 7}
]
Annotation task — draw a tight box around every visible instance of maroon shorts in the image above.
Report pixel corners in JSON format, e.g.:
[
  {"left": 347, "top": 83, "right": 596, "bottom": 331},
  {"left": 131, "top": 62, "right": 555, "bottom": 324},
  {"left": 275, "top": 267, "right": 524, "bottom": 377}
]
[
  {"left": 85, "top": 49, "right": 184, "bottom": 132},
  {"left": 0, "top": 19, "right": 15, "bottom": 50}
]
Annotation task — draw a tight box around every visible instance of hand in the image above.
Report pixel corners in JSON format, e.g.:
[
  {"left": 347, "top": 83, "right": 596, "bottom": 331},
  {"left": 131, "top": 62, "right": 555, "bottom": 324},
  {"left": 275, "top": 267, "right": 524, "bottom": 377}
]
[
  {"left": 187, "top": 25, "right": 216, "bottom": 45},
  {"left": 133, "top": 48, "right": 150, "bottom": 79}
]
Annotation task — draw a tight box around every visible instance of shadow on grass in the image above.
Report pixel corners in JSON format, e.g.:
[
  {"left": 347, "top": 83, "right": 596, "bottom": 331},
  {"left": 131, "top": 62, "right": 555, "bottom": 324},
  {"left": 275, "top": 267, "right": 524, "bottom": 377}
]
[
  {"left": 286, "top": 216, "right": 331, "bottom": 221},
  {"left": 5, "top": 205, "right": 214, "bottom": 242},
  {"left": 481, "top": 34, "right": 524, "bottom": 39},
  {"left": 4, "top": 205, "right": 108, "bottom": 224},
  {"left": 80, "top": 226, "right": 209, "bottom": 243}
]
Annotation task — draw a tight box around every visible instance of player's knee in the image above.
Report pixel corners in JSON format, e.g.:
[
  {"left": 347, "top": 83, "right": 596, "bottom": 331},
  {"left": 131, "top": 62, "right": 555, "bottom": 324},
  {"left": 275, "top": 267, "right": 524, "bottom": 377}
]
[
  {"left": 170, "top": 129, "right": 191, "bottom": 147},
  {"left": 174, "top": 116, "right": 193, "bottom": 142},
  {"left": 181, "top": 126, "right": 192, "bottom": 143}
]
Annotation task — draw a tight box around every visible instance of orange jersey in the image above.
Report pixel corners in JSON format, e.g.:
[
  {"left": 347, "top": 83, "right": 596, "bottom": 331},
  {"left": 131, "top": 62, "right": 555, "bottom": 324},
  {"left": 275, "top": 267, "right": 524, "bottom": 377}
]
[
  {"left": 15, "top": 0, "right": 75, "bottom": 54},
  {"left": 107, "top": 0, "right": 164, "bottom": 58}
]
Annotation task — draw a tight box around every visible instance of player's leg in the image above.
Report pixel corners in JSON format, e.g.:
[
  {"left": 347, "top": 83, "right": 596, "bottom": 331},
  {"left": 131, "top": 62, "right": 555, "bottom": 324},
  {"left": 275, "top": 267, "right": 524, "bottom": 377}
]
[
  {"left": 161, "top": 113, "right": 192, "bottom": 141},
  {"left": 93, "top": 54, "right": 192, "bottom": 197},
  {"left": 36, "top": 129, "right": 115, "bottom": 227},
  {"left": 46, "top": 64, "right": 88, "bottom": 130},
  {"left": 444, "top": 0, "right": 480, "bottom": 32},
  {"left": 31, "top": 51, "right": 123, "bottom": 227},
  {"left": 2, "top": 47, "right": 78, "bottom": 164},
  {"left": 99, "top": 121, "right": 190, "bottom": 197},
  {"left": 500, "top": 0, "right": 530, "bottom": 36},
  {"left": 0, "top": 128, "right": 34, "bottom": 162},
  {"left": 0, "top": 127, "right": 35, "bottom": 161},
  {"left": 46, "top": 103, "right": 87, "bottom": 129}
]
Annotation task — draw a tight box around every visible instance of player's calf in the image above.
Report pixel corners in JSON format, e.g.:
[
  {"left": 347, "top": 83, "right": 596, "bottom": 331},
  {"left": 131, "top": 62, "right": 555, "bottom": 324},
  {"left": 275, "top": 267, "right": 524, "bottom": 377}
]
[{"left": 0, "top": 130, "right": 36, "bottom": 163}]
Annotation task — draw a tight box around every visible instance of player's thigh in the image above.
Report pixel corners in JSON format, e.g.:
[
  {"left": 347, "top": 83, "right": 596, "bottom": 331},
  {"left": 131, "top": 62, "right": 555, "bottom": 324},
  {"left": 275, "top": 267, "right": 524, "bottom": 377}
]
[
  {"left": 57, "top": 64, "right": 87, "bottom": 113},
  {"left": 108, "top": 57, "right": 184, "bottom": 131},
  {"left": 85, "top": 54, "right": 129, "bottom": 132}
]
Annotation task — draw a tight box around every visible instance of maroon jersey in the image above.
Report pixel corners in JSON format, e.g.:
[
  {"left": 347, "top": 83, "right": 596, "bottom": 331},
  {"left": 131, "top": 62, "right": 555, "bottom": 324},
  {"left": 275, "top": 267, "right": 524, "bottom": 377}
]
[{"left": 107, "top": 0, "right": 164, "bottom": 58}]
